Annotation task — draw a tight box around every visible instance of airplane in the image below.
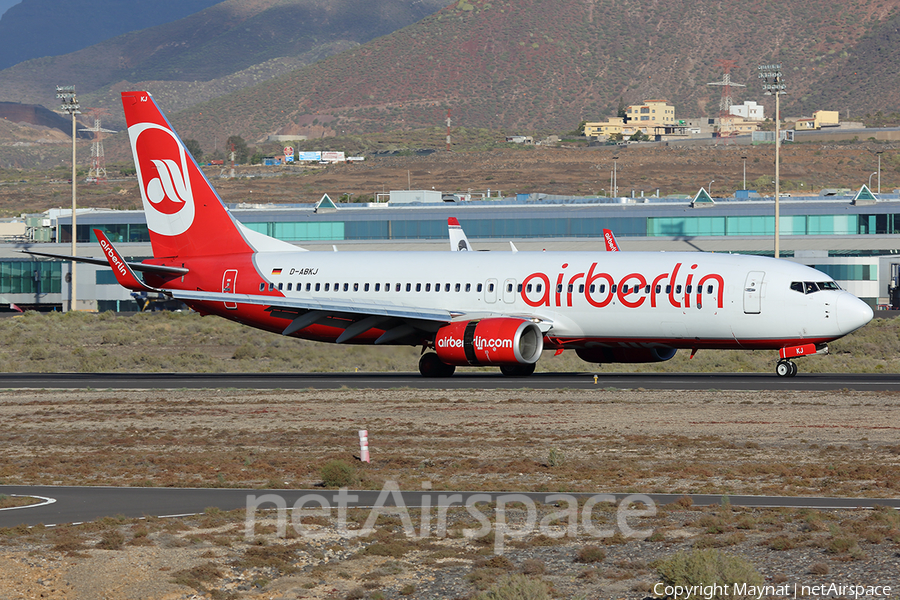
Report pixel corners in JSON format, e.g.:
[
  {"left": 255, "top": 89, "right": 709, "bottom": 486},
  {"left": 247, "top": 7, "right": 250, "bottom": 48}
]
[{"left": 28, "top": 91, "right": 874, "bottom": 378}]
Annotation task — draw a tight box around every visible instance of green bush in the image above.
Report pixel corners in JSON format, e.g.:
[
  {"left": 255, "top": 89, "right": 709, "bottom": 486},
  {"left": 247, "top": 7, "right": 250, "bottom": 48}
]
[
  {"left": 320, "top": 459, "right": 357, "bottom": 488},
  {"left": 474, "top": 574, "right": 549, "bottom": 600},
  {"left": 655, "top": 548, "right": 763, "bottom": 600}
]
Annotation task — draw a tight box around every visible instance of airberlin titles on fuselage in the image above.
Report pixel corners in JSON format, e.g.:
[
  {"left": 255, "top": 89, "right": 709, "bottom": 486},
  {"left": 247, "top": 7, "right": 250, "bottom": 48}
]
[
  {"left": 521, "top": 262, "right": 725, "bottom": 310},
  {"left": 268, "top": 260, "right": 725, "bottom": 311}
]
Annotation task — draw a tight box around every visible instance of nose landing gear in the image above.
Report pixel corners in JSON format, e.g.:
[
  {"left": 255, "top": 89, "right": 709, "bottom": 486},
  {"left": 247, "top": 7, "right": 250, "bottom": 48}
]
[
  {"left": 775, "top": 343, "right": 828, "bottom": 377},
  {"left": 776, "top": 359, "right": 798, "bottom": 377}
]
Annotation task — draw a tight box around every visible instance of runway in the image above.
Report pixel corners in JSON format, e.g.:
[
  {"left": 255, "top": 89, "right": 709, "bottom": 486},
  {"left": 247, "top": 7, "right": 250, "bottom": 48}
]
[
  {"left": 1, "top": 485, "right": 898, "bottom": 528},
  {"left": 3, "top": 372, "right": 900, "bottom": 391}
]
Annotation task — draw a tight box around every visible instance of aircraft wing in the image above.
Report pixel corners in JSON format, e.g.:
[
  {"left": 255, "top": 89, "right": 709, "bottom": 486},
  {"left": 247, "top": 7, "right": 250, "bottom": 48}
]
[{"left": 20, "top": 249, "right": 189, "bottom": 276}]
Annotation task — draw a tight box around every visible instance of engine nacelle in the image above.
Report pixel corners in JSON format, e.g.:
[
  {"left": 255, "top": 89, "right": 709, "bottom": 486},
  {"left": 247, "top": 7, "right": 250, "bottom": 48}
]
[
  {"left": 576, "top": 346, "right": 677, "bottom": 364},
  {"left": 434, "top": 318, "right": 543, "bottom": 366}
]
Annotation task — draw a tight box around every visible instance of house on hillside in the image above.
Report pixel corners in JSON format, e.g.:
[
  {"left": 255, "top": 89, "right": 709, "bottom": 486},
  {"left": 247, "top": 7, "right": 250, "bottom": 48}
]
[{"left": 584, "top": 99, "right": 676, "bottom": 141}]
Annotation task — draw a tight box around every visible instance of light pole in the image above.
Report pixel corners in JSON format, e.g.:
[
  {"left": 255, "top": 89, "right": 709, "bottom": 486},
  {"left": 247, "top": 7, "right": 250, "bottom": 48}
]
[
  {"left": 876, "top": 150, "right": 883, "bottom": 194},
  {"left": 612, "top": 155, "right": 619, "bottom": 197},
  {"left": 709, "top": 179, "right": 715, "bottom": 197},
  {"left": 869, "top": 172, "right": 877, "bottom": 189},
  {"left": 741, "top": 154, "right": 747, "bottom": 191},
  {"left": 759, "top": 64, "right": 786, "bottom": 258},
  {"left": 57, "top": 85, "right": 80, "bottom": 311}
]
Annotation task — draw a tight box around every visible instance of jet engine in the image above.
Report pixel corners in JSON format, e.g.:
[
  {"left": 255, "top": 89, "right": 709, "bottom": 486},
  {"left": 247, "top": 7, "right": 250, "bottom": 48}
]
[
  {"left": 575, "top": 346, "right": 677, "bottom": 364},
  {"left": 434, "top": 318, "right": 543, "bottom": 366}
]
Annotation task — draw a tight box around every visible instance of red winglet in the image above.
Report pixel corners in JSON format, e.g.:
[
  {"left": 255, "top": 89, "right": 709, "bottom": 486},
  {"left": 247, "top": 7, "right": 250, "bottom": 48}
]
[
  {"left": 448, "top": 217, "right": 460, "bottom": 227},
  {"left": 94, "top": 229, "right": 158, "bottom": 292},
  {"left": 603, "top": 229, "right": 620, "bottom": 252}
]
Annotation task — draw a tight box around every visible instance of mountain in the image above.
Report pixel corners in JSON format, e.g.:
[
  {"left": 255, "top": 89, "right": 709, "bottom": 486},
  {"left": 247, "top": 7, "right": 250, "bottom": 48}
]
[
  {"left": 163, "top": 0, "right": 900, "bottom": 147},
  {"left": 0, "top": 0, "right": 20, "bottom": 18},
  {"left": 0, "top": 0, "right": 450, "bottom": 121},
  {"left": 0, "top": 0, "right": 222, "bottom": 70}
]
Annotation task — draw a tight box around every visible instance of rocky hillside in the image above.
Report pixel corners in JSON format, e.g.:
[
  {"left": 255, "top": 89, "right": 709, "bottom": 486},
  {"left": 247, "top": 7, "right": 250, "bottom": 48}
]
[{"left": 166, "top": 0, "right": 900, "bottom": 146}]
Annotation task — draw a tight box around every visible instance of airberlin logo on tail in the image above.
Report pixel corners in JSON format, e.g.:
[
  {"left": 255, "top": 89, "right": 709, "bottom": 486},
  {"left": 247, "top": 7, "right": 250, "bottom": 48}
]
[
  {"left": 521, "top": 262, "right": 725, "bottom": 310},
  {"left": 130, "top": 122, "right": 196, "bottom": 237}
]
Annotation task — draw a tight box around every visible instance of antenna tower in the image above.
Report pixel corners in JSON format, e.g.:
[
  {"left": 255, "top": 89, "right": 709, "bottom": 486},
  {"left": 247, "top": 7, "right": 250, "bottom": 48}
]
[
  {"left": 446, "top": 109, "right": 451, "bottom": 151},
  {"left": 706, "top": 59, "right": 745, "bottom": 136},
  {"left": 79, "top": 108, "right": 116, "bottom": 183}
]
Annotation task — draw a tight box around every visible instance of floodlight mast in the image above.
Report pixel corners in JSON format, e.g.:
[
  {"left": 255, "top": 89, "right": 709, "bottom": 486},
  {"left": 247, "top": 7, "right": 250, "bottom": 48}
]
[
  {"left": 57, "top": 85, "right": 80, "bottom": 311},
  {"left": 758, "top": 65, "right": 786, "bottom": 258}
]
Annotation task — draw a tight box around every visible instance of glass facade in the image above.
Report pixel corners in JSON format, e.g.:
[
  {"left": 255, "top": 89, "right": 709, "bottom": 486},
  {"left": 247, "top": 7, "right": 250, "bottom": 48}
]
[
  {"left": 812, "top": 264, "right": 877, "bottom": 281},
  {"left": 58, "top": 210, "right": 900, "bottom": 243},
  {"left": 0, "top": 261, "right": 62, "bottom": 294}
]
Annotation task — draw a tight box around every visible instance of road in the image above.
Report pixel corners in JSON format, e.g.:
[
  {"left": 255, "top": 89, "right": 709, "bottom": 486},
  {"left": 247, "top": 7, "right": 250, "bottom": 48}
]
[
  {"left": 2, "top": 485, "right": 899, "bottom": 528},
  {"left": 3, "top": 372, "right": 900, "bottom": 391}
]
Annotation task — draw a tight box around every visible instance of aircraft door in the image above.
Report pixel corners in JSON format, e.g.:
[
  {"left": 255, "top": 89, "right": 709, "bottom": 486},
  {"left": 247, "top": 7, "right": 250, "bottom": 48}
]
[
  {"left": 743, "top": 271, "right": 764, "bottom": 314},
  {"left": 485, "top": 278, "right": 498, "bottom": 304},
  {"left": 222, "top": 269, "right": 238, "bottom": 310},
  {"left": 503, "top": 279, "right": 517, "bottom": 304}
]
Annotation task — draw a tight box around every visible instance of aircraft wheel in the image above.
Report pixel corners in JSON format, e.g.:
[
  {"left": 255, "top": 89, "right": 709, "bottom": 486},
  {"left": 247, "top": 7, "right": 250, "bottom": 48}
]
[
  {"left": 788, "top": 361, "right": 798, "bottom": 377},
  {"left": 419, "top": 353, "right": 455, "bottom": 377},
  {"left": 500, "top": 363, "right": 536, "bottom": 377},
  {"left": 776, "top": 360, "right": 793, "bottom": 378}
]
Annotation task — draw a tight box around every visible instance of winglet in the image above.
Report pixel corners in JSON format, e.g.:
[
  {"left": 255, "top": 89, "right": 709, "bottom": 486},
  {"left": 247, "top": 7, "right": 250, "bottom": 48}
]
[
  {"left": 94, "top": 229, "right": 159, "bottom": 292},
  {"left": 448, "top": 217, "right": 472, "bottom": 251},
  {"left": 603, "top": 228, "right": 620, "bottom": 252}
]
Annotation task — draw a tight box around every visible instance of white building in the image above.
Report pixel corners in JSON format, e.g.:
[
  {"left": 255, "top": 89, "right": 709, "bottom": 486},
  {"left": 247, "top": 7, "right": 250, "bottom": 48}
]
[{"left": 729, "top": 101, "right": 765, "bottom": 121}]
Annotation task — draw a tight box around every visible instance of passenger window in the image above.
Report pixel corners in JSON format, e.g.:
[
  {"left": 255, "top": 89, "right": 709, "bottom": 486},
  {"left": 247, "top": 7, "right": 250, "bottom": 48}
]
[
  {"left": 269, "top": 283, "right": 275, "bottom": 291},
  {"left": 567, "top": 284, "right": 573, "bottom": 293},
  {"left": 686, "top": 285, "right": 692, "bottom": 294},
  {"left": 477, "top": 283, "right": 483, "bottom": 292},
  {"left": 579, "top": 284, "right": 585, "bottom": 293},
  {"left": 406, "top": 283, "right": 411, "bottom": 292},
  {"left": 306, "top": 283, "right": 311, "bottom": 292},
  {"left": 655, "top": 285, "right": 661, "bottom": 294},
  {"left": 466, "top": 283, "right": 471, "bottom": 292},
  {"left": 456, "top": 283, "right": 461, "bottom": 292},
  {"left": 536, "top": 284, "right": 542, "bottom": 292},
  {"left": 315, "top": 283, "right": 320, "bottom": 291},
  {"left": 435, "top": 283, "right": 440, "bottom": 292},
  {"left": 611, "top": 284, "right": 617, "bottom": 293},
  {"left": 445, "top": 284, "right": 451, "bottom": 292},
  {"left": 375, "top": 283, "right": 380, "bottom": 292},
  {"left": 675, "top": 285, "right": 682, "bottom": 294},
  {"left": 622, "top": 285, "right": 629, "bottom": 293},
  {"left": 589, "top": 284, "right": 595, "bottom": 293},
  {"left": 416, "top": 283, "right": 422, "bottom": 292},
  {"left": 488, "top": 283, "right": 495, "bottom": 292},
  {"left": 343, "top": 283, "right": 349, "bottom": 292},
  {"left": 324, "top": 283, "right": 330, "bottom": 291},
  {"left": 363, "top": 283, "right": 368, "bottom": 292},
  {"left": 665, "top": 285, "right": 671, "bottom": 294},
  {"left": 599, "top": 284, "right": 606, "bottom": 293},
  {"left": 278, "top": 283, "right": 283, "bottom": 291},
  {"left": 425, "top": 283, "right": 431, "bottom": 292},
  {"left": 259, "top": 283, "right": 265, "bottom": 291},
  {"left": 395, "top": 283, "right": 401, "bottom": 292},
  {"left": 644, "top": 285, "right": 650, "bottom": 293},
  {"left": 509, "top": 284, "right": 514, "bottom": 293},
  {"left": 707, "top": 285, "right": 714, "bottom": 294},
  {"left": 518, "top": 284, "right": 523, "bottom": 293}
]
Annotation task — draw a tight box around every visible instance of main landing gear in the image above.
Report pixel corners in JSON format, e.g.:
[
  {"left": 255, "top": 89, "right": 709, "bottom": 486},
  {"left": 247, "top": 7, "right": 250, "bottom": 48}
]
[
  {"left": 418, "top": 353, "right": 456, "bottom": 378},
  {"left": 775, "top": 359, "right": 798, "bottom": 378}
]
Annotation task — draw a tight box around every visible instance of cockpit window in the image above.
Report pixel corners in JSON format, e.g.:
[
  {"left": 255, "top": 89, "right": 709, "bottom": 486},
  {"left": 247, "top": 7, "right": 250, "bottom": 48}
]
[{"left": 791, "top": 280, "right": 840, "bottom": 294}]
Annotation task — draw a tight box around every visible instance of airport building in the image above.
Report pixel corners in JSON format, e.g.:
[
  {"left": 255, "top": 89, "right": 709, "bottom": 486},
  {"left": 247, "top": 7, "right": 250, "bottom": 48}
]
[{"left": 1, "top": 190, "right": 899, "bottom": 311}]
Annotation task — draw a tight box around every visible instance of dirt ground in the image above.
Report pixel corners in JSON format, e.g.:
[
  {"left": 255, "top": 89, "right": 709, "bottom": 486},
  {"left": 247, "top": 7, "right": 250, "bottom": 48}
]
[
  {"left": 1, "top": 141, "right": 897, "bottom": 214},
  {"left": 0, "top": 387, "right": 899, "bottom": 599}
]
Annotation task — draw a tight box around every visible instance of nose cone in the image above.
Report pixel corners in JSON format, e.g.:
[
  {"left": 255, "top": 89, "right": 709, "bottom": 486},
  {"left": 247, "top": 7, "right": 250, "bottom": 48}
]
[{"left": 836, "top": 293, "right": 874, "bottom": 335}]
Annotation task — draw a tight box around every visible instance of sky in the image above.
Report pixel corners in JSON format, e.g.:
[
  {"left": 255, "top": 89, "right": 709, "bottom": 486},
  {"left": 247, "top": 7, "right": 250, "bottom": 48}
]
[{"left": 0, "top": 0, "right": 20, "bottom": 18}]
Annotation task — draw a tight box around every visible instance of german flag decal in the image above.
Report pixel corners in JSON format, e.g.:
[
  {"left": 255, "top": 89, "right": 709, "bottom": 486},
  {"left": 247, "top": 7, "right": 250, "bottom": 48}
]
[{"left": 271, "top": 268, "right": 282, "bottom": 275}]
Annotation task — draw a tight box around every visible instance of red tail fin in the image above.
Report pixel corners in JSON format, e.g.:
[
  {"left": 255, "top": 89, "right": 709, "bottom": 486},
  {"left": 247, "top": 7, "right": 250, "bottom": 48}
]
[
  {"left": 121, "top": 91, "right": 252, "bottom": 259},
  {"left": 603, "top": 228, "right": 621, "bottom": 252}
]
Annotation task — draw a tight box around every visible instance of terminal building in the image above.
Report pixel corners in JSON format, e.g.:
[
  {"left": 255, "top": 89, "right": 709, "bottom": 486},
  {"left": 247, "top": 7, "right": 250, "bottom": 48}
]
[{"left": 1, "top": 190, "right": 899, "bottom": 311}]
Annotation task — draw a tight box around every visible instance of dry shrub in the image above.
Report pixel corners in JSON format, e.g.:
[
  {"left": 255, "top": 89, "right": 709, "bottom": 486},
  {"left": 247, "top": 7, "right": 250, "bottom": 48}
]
[
  {"left": 809, "top": 562, "right": 830, "bottom": 575},
  {"left": 473, "top": 574, "right": 549, "bottom": 600},
  {"left": 655, "top": 548, "right": 763, "bottom": 600},
  {"left": 320, "top": 459, "right": 357, "bottom": 488},
  {"left": 97, "top": 529, "right": 125, "bottom": 550},
  {"left": 574, "top": 545, "right": 605, "bottom": 563}
]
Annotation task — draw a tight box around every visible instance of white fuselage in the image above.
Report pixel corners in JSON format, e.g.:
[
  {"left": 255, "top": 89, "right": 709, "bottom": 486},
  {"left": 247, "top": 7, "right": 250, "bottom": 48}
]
[{"left": 248, "top": 250, "right": 872, "bottom": 349}]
